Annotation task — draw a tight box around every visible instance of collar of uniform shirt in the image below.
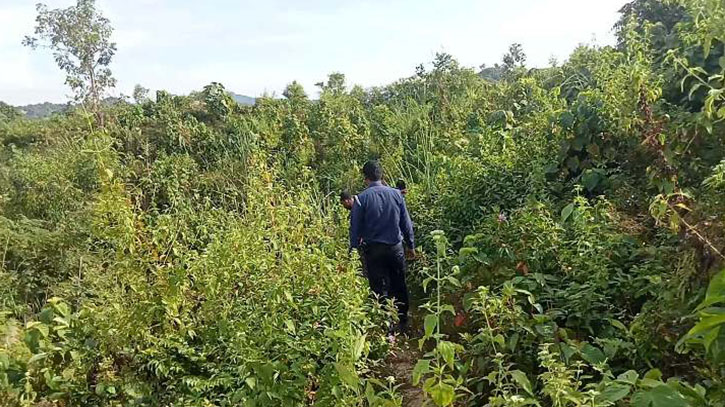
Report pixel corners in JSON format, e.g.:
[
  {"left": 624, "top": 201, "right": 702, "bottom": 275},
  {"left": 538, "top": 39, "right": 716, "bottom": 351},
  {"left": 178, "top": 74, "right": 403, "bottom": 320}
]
[{"left": 368, "top": 181, "right": 383, "bottom": 188}]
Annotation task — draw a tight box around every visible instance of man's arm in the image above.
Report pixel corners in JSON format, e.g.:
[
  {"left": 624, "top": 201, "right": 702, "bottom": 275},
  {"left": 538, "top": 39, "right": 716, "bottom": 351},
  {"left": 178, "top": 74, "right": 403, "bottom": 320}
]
[
  {"left": 349, "top": 197, "right": 364, "bottom": 251},
  {"left": 399, "top": 196, "right": 415, "bottom": 250}
]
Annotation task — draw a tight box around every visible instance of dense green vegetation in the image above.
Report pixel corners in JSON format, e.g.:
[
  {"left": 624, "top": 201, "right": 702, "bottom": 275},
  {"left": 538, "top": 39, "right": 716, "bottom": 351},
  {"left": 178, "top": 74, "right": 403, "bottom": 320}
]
[{"left": 1, "top": 0, "right": 725, "bottom": 405}]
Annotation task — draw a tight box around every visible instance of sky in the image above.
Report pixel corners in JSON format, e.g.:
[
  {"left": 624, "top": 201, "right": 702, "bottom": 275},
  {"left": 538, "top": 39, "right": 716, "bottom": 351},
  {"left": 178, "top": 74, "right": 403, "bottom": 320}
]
[{"left": 0, "top": 0, "right": 630, "bottom": 105}]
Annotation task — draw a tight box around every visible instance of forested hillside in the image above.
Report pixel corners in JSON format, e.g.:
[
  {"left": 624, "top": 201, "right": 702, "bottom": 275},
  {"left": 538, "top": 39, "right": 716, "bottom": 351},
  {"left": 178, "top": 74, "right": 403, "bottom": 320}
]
[{"left": 1, "top": 0, "right": 725, "bottom": 406}]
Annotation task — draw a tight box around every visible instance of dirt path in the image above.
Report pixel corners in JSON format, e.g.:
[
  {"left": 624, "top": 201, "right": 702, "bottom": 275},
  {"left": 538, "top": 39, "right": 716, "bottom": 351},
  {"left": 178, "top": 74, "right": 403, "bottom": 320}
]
[
  {"left": 383, "top": 303, "right": 428, "bottom": 406},
  {"left": 386, "top": 336, "right": 426, "bottom": 406}
]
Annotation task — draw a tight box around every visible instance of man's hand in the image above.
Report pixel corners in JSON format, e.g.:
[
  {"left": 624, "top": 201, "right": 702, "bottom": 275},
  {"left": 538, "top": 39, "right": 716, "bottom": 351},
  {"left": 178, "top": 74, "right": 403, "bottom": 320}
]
[{"left": 405, "top": 248, "right": 416, "bottom": 261}]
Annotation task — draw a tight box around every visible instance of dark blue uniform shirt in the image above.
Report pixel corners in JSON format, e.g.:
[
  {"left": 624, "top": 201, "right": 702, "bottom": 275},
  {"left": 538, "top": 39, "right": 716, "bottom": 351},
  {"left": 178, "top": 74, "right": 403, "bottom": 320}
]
[{"left": 349, "top": 181, "right": 415, "bottom": 250}]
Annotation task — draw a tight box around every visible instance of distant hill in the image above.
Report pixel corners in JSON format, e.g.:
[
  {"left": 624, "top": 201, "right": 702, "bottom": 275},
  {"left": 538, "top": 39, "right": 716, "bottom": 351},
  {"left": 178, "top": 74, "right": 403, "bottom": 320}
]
[
  {"left": 229, "top": 92, "right": 256, "bottom": 106},
  {"left": 11, "top": 91, "right": 254, "bottom": 120},
  {"left": 16, "top": 102, "right": 70, "bottom": 119}
]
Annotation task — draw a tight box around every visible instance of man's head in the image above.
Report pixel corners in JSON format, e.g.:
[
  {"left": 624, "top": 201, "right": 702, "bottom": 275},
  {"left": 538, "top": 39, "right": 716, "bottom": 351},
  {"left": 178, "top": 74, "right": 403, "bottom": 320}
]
[
  {"left": 340, "top": 190, "right": 354, "bottom": 210},
  {"left": 362, "top": 160, "right": 382, "bottom": 185},
  {"left": 396, "top": 179, "right": 407, "bottom": 195}
]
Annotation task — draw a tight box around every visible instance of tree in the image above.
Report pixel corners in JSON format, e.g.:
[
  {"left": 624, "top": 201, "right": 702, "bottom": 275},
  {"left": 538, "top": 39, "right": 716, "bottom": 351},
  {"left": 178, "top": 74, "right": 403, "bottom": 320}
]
[
  {"left": 132, "top": 84, "right": 150, "bottom": 104},
  {"left": 23, "top": 0, "right": 117, "bottom": 116},
  {"left": 479, "top": 63, "right": 505, "bottom": 82},
  {"left": 316, "top": 73, "right": 346, "bottom": 95},
  {"left": 283, "top": 81, "right": 308, "bottom": 102},
  {"left": 502, "top": 43, "right": 526, "bottom": 73},
  {"left": 614, "top": 0, "right": 686, "bottom": 48}
]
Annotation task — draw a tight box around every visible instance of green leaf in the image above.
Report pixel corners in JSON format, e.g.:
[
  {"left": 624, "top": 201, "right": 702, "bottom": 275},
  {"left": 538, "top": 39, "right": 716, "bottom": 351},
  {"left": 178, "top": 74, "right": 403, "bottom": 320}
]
[
  {"left": 412, "top": 359, "right": 430, "bottom": 386},
  {"left": 644, "top": 368, "right": 663, "bottom": 381},
  {"left": 599, "top": 383, "right": 631, "bottom": 402},
  {"left": 581, "top": 343, "right": 606, "bottom": 365},
  {"left": 245, "top": 377, "right": 257, "bottom": 389},
  {"left": 334, "top": 362, "right": 359, "bottom": 389},
  {"left": 559, "top": 342, "right": 576, "bottom": 363},
  {"left": 561, "top": 203, "right": 575, "bottom": 223},
  {"left": 703, "top": 37, "right": 713, "bottom": 59},
  {"left": 424, "top": 314, "right": 437, "bottom": 340},
  {"left": 631, "top": 390, "right": 653, "bottom": 407},
  {"left": 686, "top": 314, "right": 725, "bottom": 337},
  {"left": 582, "top": 169, "right": 601, "bottom": 192},
  {"left": 28, "top": 352, "right": 48, "bottom": 364},
  {"left": 428, "top": 382, "right": 455, "bottom": 406},
  {"left": 617, "top": 370, "right": 639, "bottom": 385},
  {"left": 609, "top": 319, "right": 628, "bottom": 332},
  {"left": 510, "top": 370, "right": 534, "bottom": 396},
  {"left": 440, "top": 304, "right": 456, "bottom": 315},
  {"left": 284, "top": 319, "right": 296, "bottom": 335},
  {"left": 631, "top": 385, "right": 688, "bottom": 407},
  {"left": 27, "top": 321, "right": 49, "bottom": 338},
  {"left": 437, "top": 341, "right": 456, "bottom": 369}
]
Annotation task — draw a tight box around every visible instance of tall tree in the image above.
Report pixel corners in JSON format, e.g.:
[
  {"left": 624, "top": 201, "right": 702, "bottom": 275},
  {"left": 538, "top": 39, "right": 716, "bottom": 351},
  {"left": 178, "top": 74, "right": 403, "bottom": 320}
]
[
  {"left": 614, "top": 0, "right": 686, "bottom": 48},
  {"left": 283, "top": 81, "right": 308, "bottom": 102},
  {"left": 502, "top": 43, "right": 527, "bottom": 73},
  {"left": 132, "top": 84, "right": 150, "bottom": 104},
  {"left": 23, "top": 0, "right": 117, "bottom": 117}
]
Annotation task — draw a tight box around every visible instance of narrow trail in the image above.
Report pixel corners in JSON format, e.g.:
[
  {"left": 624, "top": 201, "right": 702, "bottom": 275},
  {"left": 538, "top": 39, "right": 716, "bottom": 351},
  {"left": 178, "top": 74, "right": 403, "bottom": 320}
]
[
  {"left": 386, "top": 335, "right": 425, "bottom": 406},
  {"left": 384, "top": 303, "right": 427, "bottom": 406}
]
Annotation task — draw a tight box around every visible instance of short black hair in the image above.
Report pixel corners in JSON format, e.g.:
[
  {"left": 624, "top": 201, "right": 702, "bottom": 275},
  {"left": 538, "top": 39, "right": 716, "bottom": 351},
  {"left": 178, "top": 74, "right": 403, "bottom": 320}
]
[
  {"left": 340, "top": 190, "right": 352, "bottom": 201},
  {"left": 396, "top": 179, "right": 406, "bottom": 190},
  {"left": 362, "top": 160, "right": 382, "bottom": 181}
]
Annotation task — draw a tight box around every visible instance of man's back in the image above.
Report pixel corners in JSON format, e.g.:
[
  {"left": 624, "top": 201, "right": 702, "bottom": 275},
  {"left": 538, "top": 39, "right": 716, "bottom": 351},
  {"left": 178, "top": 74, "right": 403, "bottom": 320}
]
[{"left": 349, "top": 181, "right": 414, "bottom": 250}]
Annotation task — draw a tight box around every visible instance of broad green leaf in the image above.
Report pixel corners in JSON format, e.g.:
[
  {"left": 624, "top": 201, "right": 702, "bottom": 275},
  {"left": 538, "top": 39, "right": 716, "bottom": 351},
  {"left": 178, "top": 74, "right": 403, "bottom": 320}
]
[
  {"left": 559, "top": 342, "right": 576, "bottom": 363},
  {"left": 561, "top": 203, "right": 575, "bottom": 222},
  {"left": 412, "top": 359, "right": 430, "bottom": 385},
  {"left": 649, "top": 385, "right": 688, "bottom": 407},
  {"left": 437, "top": 341, "right": 456, "bottom": 369},
  {"left": 644, "top": 368, "right": 663, "bottom": 381},
  {"left": 581, "top": 343, "right": 606, "bottom": 365},
  {"left": 617, "top": 370, "right": 639, "bottom": 385},
  {"left": 245, "top": 377, "right": 256, "bottom": 389},
  {"left": 334, "top": 362, "right": 359, "bottom": 389},
  {"left": 428, "top": 382, "right": 455, "bottom": 406},
  {"left": 598, "top": 383, "right": 631, "bottom": 402},
  {"left": 440, "top": 304, "right": 456, "bottom": 315},
  {"left": 424, "top": 314, "right": 437, "bottom": 340},
  {"left": 686, "top": 314, "right": 725, "bottom": 337},
  {"left": 510, "top": 370, "right": 534, "bottom": 396},
  {"left": 26, "top": 321, "right": 49, "bottom": 338}
]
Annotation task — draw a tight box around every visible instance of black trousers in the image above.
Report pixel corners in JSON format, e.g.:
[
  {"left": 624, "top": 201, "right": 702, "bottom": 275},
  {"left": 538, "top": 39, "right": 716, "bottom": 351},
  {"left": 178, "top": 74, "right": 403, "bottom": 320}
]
[{"left": 362, "top": 242, "right": 409, "bottom": 323}]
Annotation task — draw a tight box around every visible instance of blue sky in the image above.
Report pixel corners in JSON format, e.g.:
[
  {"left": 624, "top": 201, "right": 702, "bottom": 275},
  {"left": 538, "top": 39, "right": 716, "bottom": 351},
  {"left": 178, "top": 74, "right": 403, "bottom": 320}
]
[{"left": 0, "top": 0, "right": 629, "bottom": 105}]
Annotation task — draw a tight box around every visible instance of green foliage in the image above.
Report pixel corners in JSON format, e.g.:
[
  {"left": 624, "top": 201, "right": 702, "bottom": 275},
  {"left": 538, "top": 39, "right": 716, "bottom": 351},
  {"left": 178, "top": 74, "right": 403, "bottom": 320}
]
[
  {"left": 3, "top": 2, "right": 725, "bottom": 406},
  {"left": 0, "top": 103, "right": 22, "bottom": 122}
]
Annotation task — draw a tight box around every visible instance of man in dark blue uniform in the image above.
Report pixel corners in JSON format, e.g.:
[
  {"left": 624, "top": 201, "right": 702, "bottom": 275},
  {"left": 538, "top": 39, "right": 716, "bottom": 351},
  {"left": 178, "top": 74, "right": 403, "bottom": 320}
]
[{"left": 349, "top": 160, "right": 415, "bottom": 333}]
